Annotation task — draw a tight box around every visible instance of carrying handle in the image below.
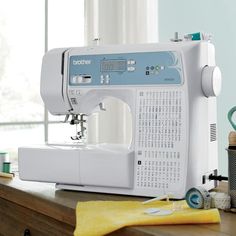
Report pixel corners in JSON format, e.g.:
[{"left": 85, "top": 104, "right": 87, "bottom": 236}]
[{"left": 228, "top": 106, "right": 236, "bottom": 130}]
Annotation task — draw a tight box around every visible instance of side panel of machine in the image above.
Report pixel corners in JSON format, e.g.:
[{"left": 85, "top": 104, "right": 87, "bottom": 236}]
[
  {"left": 184, "top": 43, "right": 218, "bottom": 190},
  {"left": 206, "top": 44, "right": 218, "bottom": 189}
]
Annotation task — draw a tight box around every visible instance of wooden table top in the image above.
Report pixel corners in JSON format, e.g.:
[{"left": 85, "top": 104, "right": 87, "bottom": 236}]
[{"left": 0, "top": 177, "right": 235, "bottom": 236}]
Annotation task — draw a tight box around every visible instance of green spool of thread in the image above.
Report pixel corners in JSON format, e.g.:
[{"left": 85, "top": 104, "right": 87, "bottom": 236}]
[
  {"left": 0, "top": 152, "right": 9, "bottom": 172},
  {"left": 3, "top": 162, "right": 11, "bottom": 173}
]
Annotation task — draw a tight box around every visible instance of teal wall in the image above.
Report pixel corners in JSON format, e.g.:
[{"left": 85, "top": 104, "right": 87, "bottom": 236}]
[{"left": 159, "top": 0, "right": 236, "bottom": 175}]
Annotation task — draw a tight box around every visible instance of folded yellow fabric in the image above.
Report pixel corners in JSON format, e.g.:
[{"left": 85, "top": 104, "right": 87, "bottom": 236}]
[{"left": 74, "top": 200, "right": 220, "bottom": 236}]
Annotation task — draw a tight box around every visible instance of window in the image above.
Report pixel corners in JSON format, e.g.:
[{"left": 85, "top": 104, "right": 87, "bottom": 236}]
[
  {"left": 0, "top": 0, "right": 84, "bottom": 169},
  {"left": 47, "top": 0, "right": 84, "bottom": 144}
]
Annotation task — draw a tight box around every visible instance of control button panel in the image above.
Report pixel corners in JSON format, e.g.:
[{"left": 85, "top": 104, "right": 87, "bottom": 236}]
[
  {"left": 100, "top": 75, "right": 104, "bottom": 84},
  {"left": 145, "top": 64, "right": 165, "bottom": 76},
  {"left": 69, "top": 51, "right": 183, "bottom": 86},
  {"left": 105, "top": 75, "right": 110, "bottom": 84},
  {"left": 127, "top": 59, "right": 136, "bottom": 65},
  {"left": 127, "top": 66, "right": 136, "bottom": 72},
  {"left": 70, "top": 75, "right": 92, "bottom": 85},
  {"left": 100, "top": 75, "right": 110, "bottom": 84}
]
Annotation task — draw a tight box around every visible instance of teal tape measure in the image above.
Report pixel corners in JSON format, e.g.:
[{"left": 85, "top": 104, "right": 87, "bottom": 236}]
[
  {"left": 228, "top": 106, "right": 236, "bottom": 130},
  {"left": 185, "top": 187, "right": 211, "bottom": 209}
]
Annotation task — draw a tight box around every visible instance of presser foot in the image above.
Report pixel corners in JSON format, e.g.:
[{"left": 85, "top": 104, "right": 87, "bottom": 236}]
[{"left": 70, "top": 114, "right": 87, "bottom": 142}]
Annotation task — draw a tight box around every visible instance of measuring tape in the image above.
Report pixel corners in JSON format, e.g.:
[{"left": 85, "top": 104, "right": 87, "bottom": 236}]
[{"left": 185, "top": 187, "right": 212, "bottom": 209}]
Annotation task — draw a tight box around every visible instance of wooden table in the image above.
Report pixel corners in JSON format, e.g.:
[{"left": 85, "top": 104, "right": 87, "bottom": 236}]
[{"left": 0, "top": 177, "right": 235, "bottom": 236}]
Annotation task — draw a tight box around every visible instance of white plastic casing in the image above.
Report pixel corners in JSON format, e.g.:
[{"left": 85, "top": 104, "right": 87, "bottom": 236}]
[
  {"left": 19, "top": 144, "right": 134, "bottom": 188},
  {"left": 40, "top": 48, "right": 72, "bottom": 115},
  {"left": 19, "top": 41, "right": 220, "bottom": 198}
]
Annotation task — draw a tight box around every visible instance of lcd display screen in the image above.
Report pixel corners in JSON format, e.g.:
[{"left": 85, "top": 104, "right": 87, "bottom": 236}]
[{"left": 101, "top": 60, "right": 126, "bottom": 72}]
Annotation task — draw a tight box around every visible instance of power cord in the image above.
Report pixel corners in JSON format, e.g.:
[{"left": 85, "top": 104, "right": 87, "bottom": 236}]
[{"left": 208, "top": 174, "right": 228, "bottom": 181}]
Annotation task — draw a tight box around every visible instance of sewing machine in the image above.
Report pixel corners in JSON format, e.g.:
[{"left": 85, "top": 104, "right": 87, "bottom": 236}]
[{"left": 18, "top": 40, "right": 222, "bottom": 198}]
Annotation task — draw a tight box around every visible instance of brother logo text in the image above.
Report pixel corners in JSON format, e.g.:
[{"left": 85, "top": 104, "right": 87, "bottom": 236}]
[{"left": 73, "top": 59, "right": 91, "bottom": 65}]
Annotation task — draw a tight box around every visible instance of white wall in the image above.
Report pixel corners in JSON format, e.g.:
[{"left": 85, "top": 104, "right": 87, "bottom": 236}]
[{"left": 159, "top": 0, "right": 236, "bottom": 175}]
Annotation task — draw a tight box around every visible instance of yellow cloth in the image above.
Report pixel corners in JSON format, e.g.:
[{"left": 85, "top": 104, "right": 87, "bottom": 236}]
[{"left": 74, "top": 200, "right": 220, "bottom": 236}]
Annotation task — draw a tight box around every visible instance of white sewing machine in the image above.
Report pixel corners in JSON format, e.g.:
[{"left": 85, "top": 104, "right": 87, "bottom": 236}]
[{"left": 18, "top": 40, "right": 222, "bottom": 198}]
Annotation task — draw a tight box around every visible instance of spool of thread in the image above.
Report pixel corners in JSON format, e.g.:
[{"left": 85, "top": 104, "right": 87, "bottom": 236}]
[
  {"left": 210, "top": 192, "right": 231, "bottom": 210},
  {"left": 228, "top": 131, "right": 236, "bottom": 149},
  {"left": 3, "top": 162, "right": 11, "bottom": 173},
  {"left": 227, "top": 131, "right": 236, "bottom": 208},
  {"left": 0, "top": 152, "right": 9, "bottom": 172}
]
